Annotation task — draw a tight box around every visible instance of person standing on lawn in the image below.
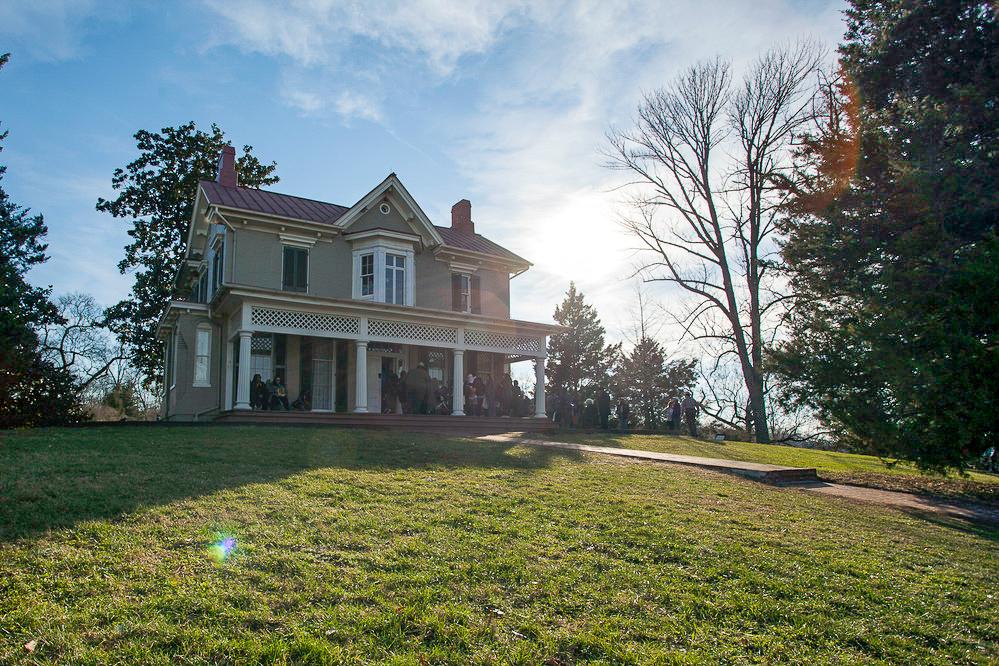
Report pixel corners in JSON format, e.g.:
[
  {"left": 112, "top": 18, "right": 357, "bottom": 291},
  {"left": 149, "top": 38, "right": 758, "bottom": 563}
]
[
  {"left": 617, "top": 398, "right": 630, "bottom": 432},
  {"left": 597, "top": 388, "right": 611, "bottom": 430},
  {"left": 668, "top": 397, "right": 682, "bottom": 433},
  {"left": 681, "top": 393, "right": 698, "bottom": 436}
]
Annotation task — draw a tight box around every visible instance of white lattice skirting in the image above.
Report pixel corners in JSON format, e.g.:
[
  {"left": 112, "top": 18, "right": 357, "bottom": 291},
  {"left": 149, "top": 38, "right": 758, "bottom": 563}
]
[
  {"left": 465, "top": 328, "right": 544, "bottom": 354},
  {"left": 368, "top": 319, "right": 457, "bottom": 345},
  {"left": 251, "top": 306, "right": 360, "bottom": 335},
  {"left": 247, "top": 306, "right": 544, "bottom": 354}
]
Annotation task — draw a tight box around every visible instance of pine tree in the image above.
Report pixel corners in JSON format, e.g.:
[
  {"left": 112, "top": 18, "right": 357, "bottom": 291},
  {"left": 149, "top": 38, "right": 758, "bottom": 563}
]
[
  {"left": 98, "top": 123, "right": 279, "bottom": 390},
  {"left": 545, "top": 283, "right": 619, "bottom": 402},
  {"left": 612, "top": 337, "right": 695, "bottom": 429},
  {"left": 775, "top": 0, "right": 998, "bottom": 470}
]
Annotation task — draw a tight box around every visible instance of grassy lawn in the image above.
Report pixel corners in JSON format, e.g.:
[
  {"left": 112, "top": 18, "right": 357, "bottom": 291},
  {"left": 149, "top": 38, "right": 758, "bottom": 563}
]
[
  {"left": 1, "top": 426, "right": 996, "bottom": 664},
  {"left": 524, "top": 432, "right": 999, "bottom": 503}
]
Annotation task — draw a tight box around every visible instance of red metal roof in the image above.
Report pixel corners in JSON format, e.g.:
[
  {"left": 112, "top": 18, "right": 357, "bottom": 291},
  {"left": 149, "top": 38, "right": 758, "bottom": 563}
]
[
  {"left": 200, "top": 181, "right": 529, "bottom": 266},
  {"left": 200, "top": 180, "right": 349, "bottom": 223},
  {"left": 433, "top": 225, "right": 528, "bottom": 265}
]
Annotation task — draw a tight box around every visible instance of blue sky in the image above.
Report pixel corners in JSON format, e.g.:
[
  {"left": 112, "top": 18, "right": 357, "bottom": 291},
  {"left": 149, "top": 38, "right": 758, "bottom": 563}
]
[{"left": 1, "top": 0, "right": 846, "bottom": 345}]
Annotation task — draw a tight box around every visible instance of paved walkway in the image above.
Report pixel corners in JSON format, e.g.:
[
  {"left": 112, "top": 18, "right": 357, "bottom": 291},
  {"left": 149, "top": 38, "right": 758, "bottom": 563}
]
[
  {"left": 481, "top": 434, "right": 999, "bottom": 524},
  {"left": 480, "top": 434, "right": 818, "bottom": 484}
]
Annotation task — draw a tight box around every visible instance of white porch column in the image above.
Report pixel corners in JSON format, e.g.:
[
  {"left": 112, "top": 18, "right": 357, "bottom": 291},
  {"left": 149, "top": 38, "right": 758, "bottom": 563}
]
[
  {"left": 354, "top": 340, "right": 369, "bottom": 413},
  {"left": 235, "top": 331, "right": 252, "bottom": 410},
  {"left": 534, "top": 357, "right": 547, "bottom": 418},
  {"left": 451, "top": 349, "right": 465, "bottom": 416}
]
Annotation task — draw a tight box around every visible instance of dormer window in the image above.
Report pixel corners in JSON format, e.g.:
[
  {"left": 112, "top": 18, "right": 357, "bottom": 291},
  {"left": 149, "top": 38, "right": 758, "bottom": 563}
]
[{"left": 349, "top": 231, "right": 417, "bottom": 306}]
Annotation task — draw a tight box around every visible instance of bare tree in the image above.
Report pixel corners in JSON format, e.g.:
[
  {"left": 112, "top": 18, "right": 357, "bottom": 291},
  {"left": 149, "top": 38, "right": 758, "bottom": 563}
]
[{"left": 606, "top": 42, "right": 824, "bottom": 443}]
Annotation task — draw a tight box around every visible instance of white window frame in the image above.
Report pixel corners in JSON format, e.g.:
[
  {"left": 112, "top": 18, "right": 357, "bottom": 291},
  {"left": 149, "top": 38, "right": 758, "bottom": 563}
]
[
  {"left": 193, "top": 324, "right": 212, "bottom": 387},
  {"left": 208, "top": 229, "right": 225, "bottom": 299},
  {"left": 359, "top": 252, "right": 375, "bottom": 298},
  {"left": 457, "top": 273, "right": 471, "bottom": 313},
  {"left": 385, "top": 253, "right": 406, "bottom": 305},
  {"left": 351, "top": 239, "right": 415, "bottom": 306}
]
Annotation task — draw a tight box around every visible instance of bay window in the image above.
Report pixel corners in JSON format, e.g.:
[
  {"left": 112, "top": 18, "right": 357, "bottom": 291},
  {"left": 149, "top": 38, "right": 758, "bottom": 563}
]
[{"left": 351, "top": 243, "right": 415, "bottom": 306}]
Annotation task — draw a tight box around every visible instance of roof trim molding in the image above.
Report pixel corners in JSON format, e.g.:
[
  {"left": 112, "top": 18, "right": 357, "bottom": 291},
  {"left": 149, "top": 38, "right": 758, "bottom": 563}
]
[
  {"left": 332, "top": 173, "right": 444, "bottom": 246},
  {"left": 432, "top": 244, "right": 531, "bottom": 273}
]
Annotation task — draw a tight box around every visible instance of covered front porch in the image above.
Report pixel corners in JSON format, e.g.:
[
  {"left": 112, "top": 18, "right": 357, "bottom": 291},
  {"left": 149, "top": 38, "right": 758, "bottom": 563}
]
[{"left": 218, "top": 288, "right": 554, "bottom": 419}]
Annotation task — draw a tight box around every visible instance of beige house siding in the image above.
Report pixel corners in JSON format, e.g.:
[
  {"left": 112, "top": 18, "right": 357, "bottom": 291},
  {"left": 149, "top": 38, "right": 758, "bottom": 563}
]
[
  {"left": 165, "top": 312, "right": 223, "bottom": 421},
  {"left": 227, "top": 225, "right": 512, "bottom": 316},
  {"left": 347, "top": 205, "right": 430, "bottom": 240}
]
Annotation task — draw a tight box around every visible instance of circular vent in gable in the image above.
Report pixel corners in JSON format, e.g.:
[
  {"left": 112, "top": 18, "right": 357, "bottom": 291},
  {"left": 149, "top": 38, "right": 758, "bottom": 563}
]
[{"left": 379, "top": 202, "right": 391, "bottom": 215}]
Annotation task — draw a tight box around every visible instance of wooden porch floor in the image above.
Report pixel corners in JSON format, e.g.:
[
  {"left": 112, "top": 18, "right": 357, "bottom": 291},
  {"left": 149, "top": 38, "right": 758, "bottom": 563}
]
[{"left": 214, "top": 410, "right": 555, "bottom": 435}]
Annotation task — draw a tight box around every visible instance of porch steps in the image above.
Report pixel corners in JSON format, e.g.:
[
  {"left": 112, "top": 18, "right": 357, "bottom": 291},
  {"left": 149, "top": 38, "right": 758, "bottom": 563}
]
[{"left": 214, "top": 410, "right": 556, "bottom": 435}]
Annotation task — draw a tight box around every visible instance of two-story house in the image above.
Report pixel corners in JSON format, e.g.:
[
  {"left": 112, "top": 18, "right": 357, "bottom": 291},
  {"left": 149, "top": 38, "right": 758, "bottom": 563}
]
[{"left": 157, "top": 146, "right": 558, "bottom": 421}]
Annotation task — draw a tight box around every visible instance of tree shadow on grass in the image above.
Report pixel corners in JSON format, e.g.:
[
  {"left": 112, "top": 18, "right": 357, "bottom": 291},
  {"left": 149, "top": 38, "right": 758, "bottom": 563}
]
[
  {"left": 898, "top": 507, "right": 999, "bottom": 542},
  {"left": 0, "top": 425, "right": 582, "bottom": 543}
]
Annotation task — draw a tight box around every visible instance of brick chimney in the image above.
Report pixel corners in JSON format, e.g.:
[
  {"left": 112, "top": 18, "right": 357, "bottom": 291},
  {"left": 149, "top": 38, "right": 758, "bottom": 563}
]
[
  {"left": 451, "top": 199, "right": 474, "bottom": 235},
  {"left": 216, "top": 145, "right": 238, "bottom": 188}
]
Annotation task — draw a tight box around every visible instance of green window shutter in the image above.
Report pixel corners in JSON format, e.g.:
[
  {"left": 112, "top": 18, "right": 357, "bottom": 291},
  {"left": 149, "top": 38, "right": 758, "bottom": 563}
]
[
  {"left": 296, "top": 249, "right": 308, "bottom": 291},
  {"left": 283, "top": 247, "right": 308, "bottom": 292},
  {"left": 471, "top": 276, "right": 481, "bottom": 314}
]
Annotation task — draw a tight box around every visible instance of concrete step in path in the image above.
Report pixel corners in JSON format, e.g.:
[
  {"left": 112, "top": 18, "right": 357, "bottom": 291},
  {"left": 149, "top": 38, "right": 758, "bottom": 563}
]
[{"left": 480, "top": 434, "right": 819, "bottom": 485}]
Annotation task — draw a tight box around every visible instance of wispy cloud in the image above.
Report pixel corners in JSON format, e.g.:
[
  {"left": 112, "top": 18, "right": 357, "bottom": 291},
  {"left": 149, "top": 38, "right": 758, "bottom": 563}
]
[
  {"left": 203, "top": 0, "right": 535, "bottom": 74},
  {"left": 0, "top": 0, "right": 121, "bottom": 61}
]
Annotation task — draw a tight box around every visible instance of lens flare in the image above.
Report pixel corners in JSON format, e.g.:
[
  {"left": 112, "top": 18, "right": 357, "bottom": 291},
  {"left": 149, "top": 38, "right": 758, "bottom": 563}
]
[{"left": 208, "top": 535, "right": 237, "bottom": 563}]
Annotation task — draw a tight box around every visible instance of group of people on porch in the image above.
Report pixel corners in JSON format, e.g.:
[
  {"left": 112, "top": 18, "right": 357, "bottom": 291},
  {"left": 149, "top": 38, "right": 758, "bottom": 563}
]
[
  {"left": 379, "top": 366, "right": 530, "bottom": 416},
  {"left": 552, "top": 389, "right": 700, "bottom": 435}
]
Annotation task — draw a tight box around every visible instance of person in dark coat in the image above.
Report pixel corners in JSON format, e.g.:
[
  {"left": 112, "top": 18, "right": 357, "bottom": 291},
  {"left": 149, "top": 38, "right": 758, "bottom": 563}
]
[
  {"left": 382, "top": 370, "right": 399, "bottom": 413},
  {"left": 668, "top": 397, "right": 682, "bottom": 433},
  {"left": 472, "top": 375, "right": 485, "bottom": 416},
  {"left": 616, "top": 398, "right": 630, "bottom": 432},
  {"left": 681, "top": 393, "right": 699, "bottom": 436},
  {"left": 405, "top": 362, "right": 431, "bottom": 414},
  {"left": 557, "top": 390, "right": 573, "bottom": 430},
  {"left": 597, "top": 388, "right": 611, "bottom": 430},
  {"left": 511, "top": 380, "right": 524, "bottom": 417},
  {"left": 250, "top": 374, "right": 268, "bottom": 410},
  {"left": 498, "top": 373, "right": 514, "bottom": 416}
]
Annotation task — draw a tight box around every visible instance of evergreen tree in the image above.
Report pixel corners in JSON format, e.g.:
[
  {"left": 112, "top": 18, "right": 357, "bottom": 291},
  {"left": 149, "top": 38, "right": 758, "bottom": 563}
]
[
  {"left": 98, "top": 123, "right": 279, "bottom": 390},
  {"left": 612, "top": 337, "right": 695, "bottom": 429},
  {"left": 545, "top": 283, "right": 619, "bottom": 402},
  {"left": 0, "top": 52, "right": 86, "bottom": 427},
  {"left": 775, "top": 0, "right": 998, "bottom": 470}
]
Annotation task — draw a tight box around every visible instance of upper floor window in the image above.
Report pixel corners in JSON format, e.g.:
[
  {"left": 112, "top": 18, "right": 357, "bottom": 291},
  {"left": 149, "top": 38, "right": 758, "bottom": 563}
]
[
  {"left": 452, "top": 273, "right": 470, "bottom": 312},
  {"left": 360, "top": 253, "right": 374, "bottom": 297},
  {"left": 385, "top": 254, "right": 406, "bottom": 305},
  {"left": 193, "top": 324, "right": 212, "bottom": 387},
  {"left": 282, "top": 246, "right": 309, "bottom": 293},
  {"left": 452, "top": 273, "right": 481, "bottom": 313},
  {"left": 351, "top": 244, "right": 414, "bottom": 306}
]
